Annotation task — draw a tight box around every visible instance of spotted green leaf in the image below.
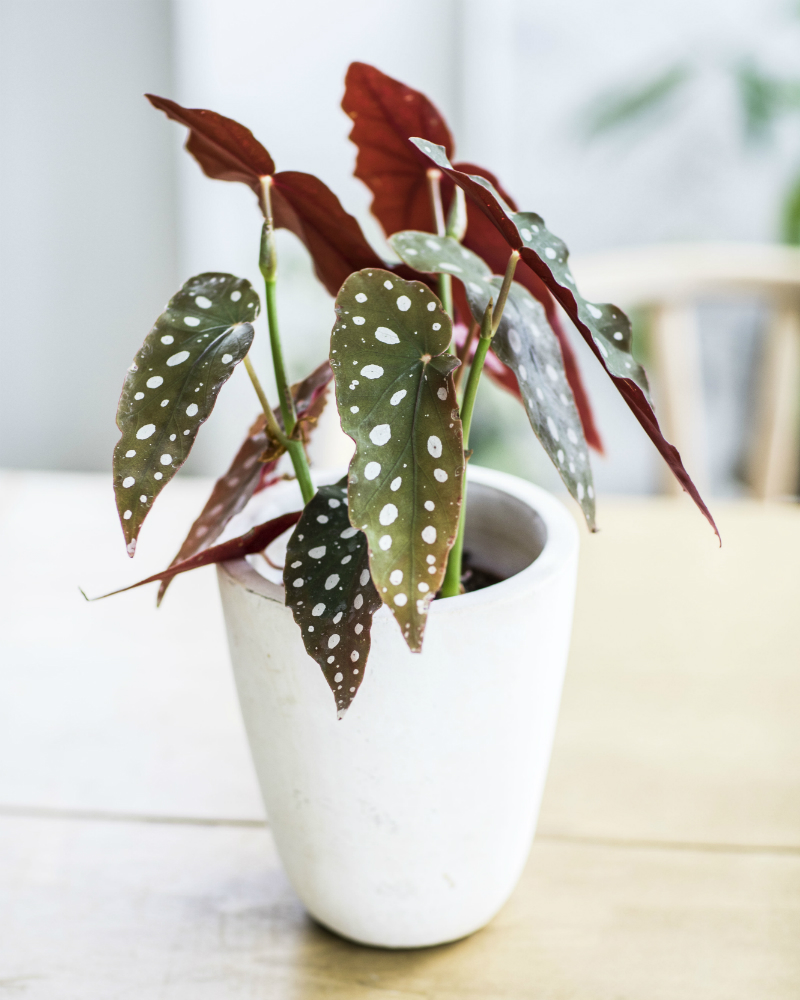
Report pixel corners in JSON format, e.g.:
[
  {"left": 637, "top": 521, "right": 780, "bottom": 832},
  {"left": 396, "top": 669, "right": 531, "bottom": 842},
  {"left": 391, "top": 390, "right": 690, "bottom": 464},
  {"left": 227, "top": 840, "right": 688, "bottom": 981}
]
[
  {"left": 284, "top": 478, "right": 382, "bottom": 718},
  {"left": 113, "top": 273, "right": 258, "bottom": 555},
  {"left": 331, "top": 268, "right": 463, "bottom": 652},
  {"left": 408, "top": 139, "right": 718, "bottom": 540},
  {"left": 390, "top": 232, "right": 596, "bottom": 529}
]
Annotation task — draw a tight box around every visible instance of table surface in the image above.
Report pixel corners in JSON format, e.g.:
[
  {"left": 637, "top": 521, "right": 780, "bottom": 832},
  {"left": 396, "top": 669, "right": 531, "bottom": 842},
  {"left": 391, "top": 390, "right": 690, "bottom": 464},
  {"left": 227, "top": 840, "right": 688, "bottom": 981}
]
[{"left": 1, "top": 469, "right": 798, "bottom": 999}]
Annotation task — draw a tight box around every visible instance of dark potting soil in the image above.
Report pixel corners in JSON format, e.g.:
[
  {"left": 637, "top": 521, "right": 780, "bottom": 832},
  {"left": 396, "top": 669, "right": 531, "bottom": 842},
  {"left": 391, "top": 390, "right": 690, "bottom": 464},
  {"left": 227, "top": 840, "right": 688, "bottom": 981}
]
[{"left": 434, "top": 549, "right": 503, "bottom": 599}]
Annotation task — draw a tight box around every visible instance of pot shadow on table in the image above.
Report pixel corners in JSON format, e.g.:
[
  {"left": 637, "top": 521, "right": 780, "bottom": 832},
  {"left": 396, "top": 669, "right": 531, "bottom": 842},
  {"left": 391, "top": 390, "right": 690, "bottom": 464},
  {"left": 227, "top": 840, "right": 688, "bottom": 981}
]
[{"left": 256, "top": 836, "right": 800, "bottom": 1000}]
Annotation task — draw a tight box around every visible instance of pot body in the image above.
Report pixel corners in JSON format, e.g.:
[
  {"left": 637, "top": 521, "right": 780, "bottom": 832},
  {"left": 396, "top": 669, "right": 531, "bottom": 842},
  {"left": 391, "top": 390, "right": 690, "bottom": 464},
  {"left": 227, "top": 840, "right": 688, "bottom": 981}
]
[{"left": 217, "top": 465, "right": 578, "bottom": 948}]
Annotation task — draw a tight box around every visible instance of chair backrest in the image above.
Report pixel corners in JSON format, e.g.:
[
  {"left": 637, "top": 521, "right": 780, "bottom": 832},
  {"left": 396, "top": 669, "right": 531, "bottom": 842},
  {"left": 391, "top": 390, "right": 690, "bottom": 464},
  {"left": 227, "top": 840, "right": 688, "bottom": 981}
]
[{"left": 570, "top": 243, "right": 800, "bottom": 500}]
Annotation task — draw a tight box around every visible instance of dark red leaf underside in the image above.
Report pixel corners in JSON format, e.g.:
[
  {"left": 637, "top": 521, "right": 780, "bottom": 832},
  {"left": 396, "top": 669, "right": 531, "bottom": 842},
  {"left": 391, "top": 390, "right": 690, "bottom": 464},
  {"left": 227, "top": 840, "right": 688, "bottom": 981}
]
[
  {"left": 86, "top": 511, "right": 302, "bottom": 601},
  {"left": 342, "top": 61, "right": 454, "bottom": 236},
  {"left": 271, "top": 172, "right": 384, "bottom": 296},
  {"left": 145, "top": 94, "right": 274, "bottom": 198},
  {"left": 157, "top": 361, "right": 333, "bottom": 604},
  {"left": 412, "top": 140, "right": 718, "bottom": 540},
  {"left": 147, "top": 95, "right": 381, "bottom": 297}
]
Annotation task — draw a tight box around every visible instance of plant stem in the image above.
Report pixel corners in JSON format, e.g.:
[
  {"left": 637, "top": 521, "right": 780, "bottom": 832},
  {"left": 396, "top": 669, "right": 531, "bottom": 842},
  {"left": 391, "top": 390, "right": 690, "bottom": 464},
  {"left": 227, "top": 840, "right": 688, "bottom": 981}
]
[
  {"left": 258, "top": 177, "right": 315, "bottom": 506},
  {"left": 427, "top": 168, "right": 446, "bottom": 235},
  {"left": 454, "top": 321, "right": 480, "bottom": 396},
  {"left": 441, "top": 250, "right": 521, "bottom": 598},
  {"left": 242, "top": 356, "right": 290, "bottom": 448},
  {"left": 492, "top": 250, "right": 519, "bottom": 333},
  {"left": 243, "top": 354, "right": 315, "bottom": 505},
  {"left": 440, "top": 300, "right": 493, "bottom": 599},
  {"left": 427, "top": 168, "right": 455, "bottom": 344}
]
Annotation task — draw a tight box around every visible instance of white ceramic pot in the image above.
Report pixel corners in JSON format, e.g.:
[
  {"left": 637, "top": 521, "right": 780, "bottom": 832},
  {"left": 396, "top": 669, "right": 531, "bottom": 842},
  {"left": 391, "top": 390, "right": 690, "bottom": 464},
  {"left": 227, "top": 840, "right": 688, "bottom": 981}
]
[{"left": 217, "top": 465, "right": 578, "bottom": 949}]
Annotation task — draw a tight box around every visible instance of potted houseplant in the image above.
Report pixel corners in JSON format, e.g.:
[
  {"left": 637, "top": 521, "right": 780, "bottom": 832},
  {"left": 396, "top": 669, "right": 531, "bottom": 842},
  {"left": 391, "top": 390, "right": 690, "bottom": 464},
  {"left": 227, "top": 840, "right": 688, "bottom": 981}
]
[{"left": 95, "top": 64, "right": 716, "bottom": 949}]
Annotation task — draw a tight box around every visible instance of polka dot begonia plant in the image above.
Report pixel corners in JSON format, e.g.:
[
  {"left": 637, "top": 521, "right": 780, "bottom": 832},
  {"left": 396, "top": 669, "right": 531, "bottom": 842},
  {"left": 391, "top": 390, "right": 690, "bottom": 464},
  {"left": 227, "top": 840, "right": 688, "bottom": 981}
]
[{"left": 95, "top": 63, "right": 717, "bottom": 718}]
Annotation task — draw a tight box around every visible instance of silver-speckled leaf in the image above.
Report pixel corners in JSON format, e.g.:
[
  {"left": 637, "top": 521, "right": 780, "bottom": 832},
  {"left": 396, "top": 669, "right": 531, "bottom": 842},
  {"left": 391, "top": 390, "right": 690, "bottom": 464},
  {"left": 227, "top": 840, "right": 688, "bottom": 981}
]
[
  {"left": 484, "top": 280, "right": 596, "bottom": 528},
  {"left": 113, "top": 273, "right": 258, "bottom": 555},
  {"left": 391, "top": 232, "right": 596, "bottom": 528},
  {"left": 408, "top": 140, "right": 648, "bottom": 398},
  {"left": 390, "top": 229, "right": 493, "bottom": 292},
  {"left": 331, "top": 268, "right": 463, "bottom": 652},
  {"left": 284, "top": 478, "right": 382, "bottom": 718}
]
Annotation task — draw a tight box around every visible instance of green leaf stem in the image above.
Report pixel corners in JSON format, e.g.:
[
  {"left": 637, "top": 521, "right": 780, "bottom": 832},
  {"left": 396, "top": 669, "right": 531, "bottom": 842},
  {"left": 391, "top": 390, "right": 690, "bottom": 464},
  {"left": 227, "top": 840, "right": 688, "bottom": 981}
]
[
  {"left": 284, "top": 479, "right": 382, "bottom": 718},
  {"left": 113, "top": 273, "right": 258, "bottom": 556},
  {"left": 390, "top": 232, "right": 596, "bottom": 528},
  {"left": 331, "top": 269, "right": 463, "bottom": 651}
]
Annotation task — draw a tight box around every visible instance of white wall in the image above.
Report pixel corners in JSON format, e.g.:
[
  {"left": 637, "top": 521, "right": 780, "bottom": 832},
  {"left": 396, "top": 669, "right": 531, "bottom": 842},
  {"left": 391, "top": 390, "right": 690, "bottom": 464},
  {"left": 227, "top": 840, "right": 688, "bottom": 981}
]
[
  {"left": 2, "top": 0, "right": 796, "bottom": 496},
  {"left": 0, "top": 0, "right": 177, "bottom": 471}
]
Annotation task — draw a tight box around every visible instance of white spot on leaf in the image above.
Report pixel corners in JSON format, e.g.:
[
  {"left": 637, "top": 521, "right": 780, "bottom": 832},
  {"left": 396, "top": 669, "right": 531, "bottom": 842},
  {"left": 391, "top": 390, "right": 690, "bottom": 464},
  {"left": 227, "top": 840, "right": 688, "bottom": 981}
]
[
  {"left": 375, "top": 326, "right": 400, "bottom": 344},
  {"left": 379, "top": 503, "right": 398, "bottom": 525},
  {"left": 421, "top": 525, "right": 437, "bottom": 544},
  {"left": 167, "top": 351, "right": 190, "bottom": 367},
  {"left": 361, "top": 364, "right": 384, "bottom": 379},
  {"left": 379, "top": 535, "right": 392, "bottom": 550},
  {"left": 369, "top": 424, "right": 391, "bottom": 446},
  {"left": 396, "top": 295, "right": 411, "bottom": 311},
  {"left": 427, "top": 435, "right": 442, "bottom": 457},
  {"left": 325, "top": 574, "right": 340, "bottom": 590},
  {"left": 433, "top": 468, "right": 448, "bottom": 482},
  {"left": 364, "top": 461, "right": 381, "bottom": 480},
  {"left": 146, "top": 376, "right": 163, "bottom": 389},
  {"left": 136, "top": 424, "right": 156, "bottom": 440}
]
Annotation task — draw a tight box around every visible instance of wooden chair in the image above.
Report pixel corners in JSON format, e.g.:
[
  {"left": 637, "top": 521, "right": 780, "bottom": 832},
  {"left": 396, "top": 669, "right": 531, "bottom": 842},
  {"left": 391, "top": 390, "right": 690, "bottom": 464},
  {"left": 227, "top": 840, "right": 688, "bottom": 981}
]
[{"left": 570, "top": 243, "right": 800, "bottom": 499}]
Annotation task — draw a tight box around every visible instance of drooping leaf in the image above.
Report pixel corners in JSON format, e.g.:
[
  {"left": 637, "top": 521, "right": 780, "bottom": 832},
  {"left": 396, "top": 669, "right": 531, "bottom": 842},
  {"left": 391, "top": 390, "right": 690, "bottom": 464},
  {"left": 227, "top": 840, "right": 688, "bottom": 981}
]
[
  {"left": 340, "top": 66, "right": 602, "bottom": 452},
  {"left": 410, "top": 139, "right": 719, "bottom": 539},
  {"left": 156, "top": 360, "right": 333, "bottom": 604},
  {"left": 390, "top": 232, "right": 596, "bottom": 528},
  {"left": 342, "top": 62, "right": 454, "bottom": 236},
  {"left": 284, "top": 478, "right": 382, "bottom": 718},
  {"left": 113, "top": 273, "right": 258, "bottom": 556},
  {"left": 147, "top": 96, "right": 383, "bottom": 296},
  {"left": 146, "top": 94, "right": 274, "bottom": 198},
  {"left": 269, "top": 172, "right": 384, "bottom": 295},
  {"left": 84, "top": 511, "right": 302, "bottom": 601},
  {"left": 331, "top": 269, "right": 463, "bottom": 651},
  {"left": 455, "top": 163, "right": 604, "bottom": 453}
]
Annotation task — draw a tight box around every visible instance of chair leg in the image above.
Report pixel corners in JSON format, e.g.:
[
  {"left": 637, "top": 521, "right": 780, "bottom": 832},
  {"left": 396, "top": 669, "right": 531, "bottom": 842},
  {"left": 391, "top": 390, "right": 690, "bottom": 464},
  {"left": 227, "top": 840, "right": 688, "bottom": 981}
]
[
  {"left": 748, "top": 303, "right": 800, "bottom": 500},
  {"left": 650, "top": 302, "right": 709, "bottom": 497}
]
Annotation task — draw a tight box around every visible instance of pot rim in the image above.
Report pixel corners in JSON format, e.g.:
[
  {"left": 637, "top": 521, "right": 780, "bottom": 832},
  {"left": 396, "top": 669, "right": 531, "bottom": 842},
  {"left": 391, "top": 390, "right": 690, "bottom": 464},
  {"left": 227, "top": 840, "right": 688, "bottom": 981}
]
[{"left": 219, "top": 464, "right": 579, "bottom": 615}]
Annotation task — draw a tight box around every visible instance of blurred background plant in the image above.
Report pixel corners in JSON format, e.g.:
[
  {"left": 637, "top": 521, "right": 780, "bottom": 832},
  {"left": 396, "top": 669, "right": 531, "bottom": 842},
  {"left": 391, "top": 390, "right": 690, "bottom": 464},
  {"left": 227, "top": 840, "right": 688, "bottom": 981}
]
[{"left": 580, "top": 7, "right": 800, "bottom": 245}]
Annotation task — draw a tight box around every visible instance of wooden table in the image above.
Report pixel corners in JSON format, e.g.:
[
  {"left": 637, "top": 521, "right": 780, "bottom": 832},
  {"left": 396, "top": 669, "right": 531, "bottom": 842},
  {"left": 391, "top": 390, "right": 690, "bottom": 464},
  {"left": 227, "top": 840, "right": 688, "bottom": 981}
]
[{"left": 1, "top": 470, "right": 798, "bottom": 998}]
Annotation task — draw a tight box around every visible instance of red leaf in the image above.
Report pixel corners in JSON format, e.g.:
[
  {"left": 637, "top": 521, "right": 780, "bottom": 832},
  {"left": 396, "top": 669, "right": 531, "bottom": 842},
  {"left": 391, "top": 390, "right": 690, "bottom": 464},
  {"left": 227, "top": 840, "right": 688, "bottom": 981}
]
[
  {"left": 147, "top": 96, "right": 381, "bottom": 296},
  {"left": 413, "top": 141, "right": 718, "bottom": 539},
  {"left": 271, "top": 172, "right": 383, "bottom": 296},
  {"left": 342, "top": 62, "right": 454, "bottom": 236},
  {"left": 158, "top": 361, "right": 333, "bottom": 603},
  {"left": 84, "top": 511, "right": 302, "bottom": 602},
  {"left": 339, "top": 67, "right": 601, "bottom": 451},
  {"left": 145, "top": 94, "right": 274, "bottom": 199}
]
